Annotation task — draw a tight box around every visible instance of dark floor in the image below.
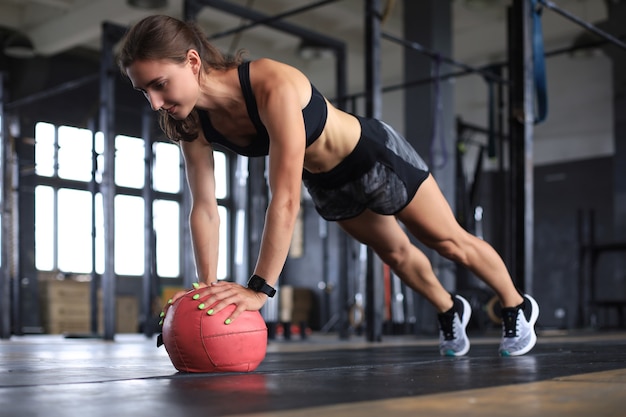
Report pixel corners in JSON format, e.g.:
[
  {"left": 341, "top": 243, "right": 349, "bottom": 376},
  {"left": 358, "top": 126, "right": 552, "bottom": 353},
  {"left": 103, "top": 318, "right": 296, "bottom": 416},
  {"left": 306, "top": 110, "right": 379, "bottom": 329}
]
[{"left": 1, "top": 331, "right": 625, "bottom": 417}]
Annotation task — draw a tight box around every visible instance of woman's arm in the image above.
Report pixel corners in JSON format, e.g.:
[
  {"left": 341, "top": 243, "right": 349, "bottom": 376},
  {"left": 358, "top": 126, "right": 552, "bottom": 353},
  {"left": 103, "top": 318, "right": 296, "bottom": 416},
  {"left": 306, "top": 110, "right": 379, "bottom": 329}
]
[
  {"left": 185, "top": 60, "right": 309, "bottom": 324},
  {"left": 180, "top": 135, "right": 221, "bottom": 284},
  {"left": 250, "top": 59, "right": 308, "bottom": 288}
]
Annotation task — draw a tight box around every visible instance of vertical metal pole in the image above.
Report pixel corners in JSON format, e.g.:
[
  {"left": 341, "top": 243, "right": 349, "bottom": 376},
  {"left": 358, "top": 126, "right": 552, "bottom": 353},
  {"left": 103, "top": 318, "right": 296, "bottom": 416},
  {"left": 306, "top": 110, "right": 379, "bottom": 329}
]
[
  {"left": 183, "top": 0, "right": 202, "bottom": 22},
  {"left": 180, "top": 4, "right": 197, "bottom": 288},
  {"left": 142, "top": 107, "right": 156, "bottom": 337},
  {"left": 88, "top": 118, "right": 99, "bottom": 334},
  {"left": 334, "top": 46, "right": 348, "bottom": 110},
  {"left": 364, "top": 0, "right": 383, "bottom": 342},
  {"left": 182, "top": 3, "right": 201, "bottom": 288},
  {"left": 507, "top": 0, "right": 535, "bottom": 294},
  {"left": 232, "top": 156, "right": 248, "bottom": 285},
  {"left": 0, "top": 73, "right": 11, "bottom": 339},
  {"left": 493, "top": 65, "right": 509, "bottom": 267},
  {"left": 100, "top": 23, "right": 119, "bottom": 340},
  {"left": 181, "top": 164, "right": 195, "bottom": 287}
]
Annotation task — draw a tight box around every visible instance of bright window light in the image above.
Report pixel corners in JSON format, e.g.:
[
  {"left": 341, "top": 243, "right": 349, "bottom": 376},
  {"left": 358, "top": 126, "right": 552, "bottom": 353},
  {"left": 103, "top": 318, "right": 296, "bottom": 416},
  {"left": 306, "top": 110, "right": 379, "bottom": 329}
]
[
  {"left": 154, "top": 199, "right": 180, "bottom": 277},
  {"left": 214, "top": 151, "right": 228, "bottom": 199},
  {"left": 153, "top": 141, "right": 181, "bottom": 193},
  {"left": 35, "top": 185, "right": 55, "bottom": 271},
  {"left": 35, "top": 122, "right": 55, "bottom": 177},
  {"left": 115, "top": 135, "right": 144, "bottom": 188},
  {"left": 57, "top": 188, "right": 93, "bottom": 272},
  {"left": 58, "top": 126, "right": 93, "bottom": 182},
  {"left": 218, "top": 205, "right": 228, "bottom": 280},
  {"left": 114, "top": 195, "right": 144, "bottom": 275}
]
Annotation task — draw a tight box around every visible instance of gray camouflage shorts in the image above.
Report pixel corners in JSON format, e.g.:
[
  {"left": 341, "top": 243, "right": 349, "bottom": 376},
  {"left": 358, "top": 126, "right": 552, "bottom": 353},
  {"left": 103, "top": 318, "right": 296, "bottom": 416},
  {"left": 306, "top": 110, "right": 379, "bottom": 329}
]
[{"left": 302, "top": 116, "right": 430, "bottom": 221}]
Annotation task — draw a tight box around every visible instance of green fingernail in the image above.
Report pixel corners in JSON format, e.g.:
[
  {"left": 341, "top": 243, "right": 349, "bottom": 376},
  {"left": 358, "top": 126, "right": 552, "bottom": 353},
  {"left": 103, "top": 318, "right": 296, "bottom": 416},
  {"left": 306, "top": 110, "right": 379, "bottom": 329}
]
[
  {"left": 225, "top": 319, "right": 232, "bottom": 325},
  {"left": 159, "top": 319, "right": 163, "bottom": 326},
  {"left": 198, "top": 303, "right": 205, "bottom": 310},
  {"left": 167, "top": 298, "right": 173, "bottom": 304},
  {"left": 192, "top": 282, "right": 200, "bottom": 289},
  {"left": 192, "top": 294, "right": 200, "bottom": 300},
  {"left": 159, "top": 311, "right": 165, "bottom": 318},
  {"left": 207, "top": 309, "right": 214, "bottom": 315}
]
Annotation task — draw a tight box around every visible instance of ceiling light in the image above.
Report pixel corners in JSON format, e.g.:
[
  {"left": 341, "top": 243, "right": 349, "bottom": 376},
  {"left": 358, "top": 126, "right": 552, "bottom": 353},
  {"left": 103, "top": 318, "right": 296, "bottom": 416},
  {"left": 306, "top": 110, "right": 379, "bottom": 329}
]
[
  {"left": 3, "top": 33, "right": 35, "bottom": 59},
  {"left": 297, "top": 40, "right": 334, "bottom": 60}
]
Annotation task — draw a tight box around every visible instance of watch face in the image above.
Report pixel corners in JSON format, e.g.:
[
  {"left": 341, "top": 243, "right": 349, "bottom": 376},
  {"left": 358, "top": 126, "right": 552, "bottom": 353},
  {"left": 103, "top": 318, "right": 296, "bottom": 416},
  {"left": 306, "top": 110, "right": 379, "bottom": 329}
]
[
  {"left": 248, "top": 275, "right": 275, "bottom": 297},
  {"left": 249, "top": 276, "right": 264, "bottom": 291}
]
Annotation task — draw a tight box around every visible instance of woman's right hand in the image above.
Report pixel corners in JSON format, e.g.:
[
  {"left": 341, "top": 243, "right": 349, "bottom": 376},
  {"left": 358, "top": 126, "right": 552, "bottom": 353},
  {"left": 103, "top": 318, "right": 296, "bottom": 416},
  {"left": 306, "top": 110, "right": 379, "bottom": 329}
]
[{"left": 159, "top": 282, "right": 209, "bottom": 325}]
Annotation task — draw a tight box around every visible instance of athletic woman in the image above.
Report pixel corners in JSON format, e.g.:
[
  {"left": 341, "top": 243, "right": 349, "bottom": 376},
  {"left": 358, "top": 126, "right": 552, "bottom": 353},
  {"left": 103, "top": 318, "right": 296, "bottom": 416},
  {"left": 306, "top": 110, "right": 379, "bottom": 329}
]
[{"left": 118, "top": 15, "right": 539, "bottom": 357}]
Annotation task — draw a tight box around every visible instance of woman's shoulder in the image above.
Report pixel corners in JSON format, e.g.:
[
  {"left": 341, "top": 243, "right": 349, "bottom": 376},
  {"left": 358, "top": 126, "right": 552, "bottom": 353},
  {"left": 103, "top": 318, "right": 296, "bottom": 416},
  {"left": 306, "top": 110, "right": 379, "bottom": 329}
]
[
  {"left": 248, "top": 58, "right": 310, "bottom": 92},
  {"left": 249, "top": 58, "right": 306, "bottom": 78}
]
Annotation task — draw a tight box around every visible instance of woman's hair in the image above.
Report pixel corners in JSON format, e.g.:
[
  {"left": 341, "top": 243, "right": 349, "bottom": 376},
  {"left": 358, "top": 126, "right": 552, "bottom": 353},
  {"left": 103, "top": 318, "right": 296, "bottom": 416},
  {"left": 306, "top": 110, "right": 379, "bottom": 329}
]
[{"left": 117, "top": 15, "right": 246, "bottom": 142}]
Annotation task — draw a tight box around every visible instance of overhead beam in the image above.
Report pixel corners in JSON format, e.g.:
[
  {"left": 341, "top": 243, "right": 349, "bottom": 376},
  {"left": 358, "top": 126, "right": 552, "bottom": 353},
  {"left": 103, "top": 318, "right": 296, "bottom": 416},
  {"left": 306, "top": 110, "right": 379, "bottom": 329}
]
[{"left": 26, "top": 0, "right": 146, "bottom": 56}]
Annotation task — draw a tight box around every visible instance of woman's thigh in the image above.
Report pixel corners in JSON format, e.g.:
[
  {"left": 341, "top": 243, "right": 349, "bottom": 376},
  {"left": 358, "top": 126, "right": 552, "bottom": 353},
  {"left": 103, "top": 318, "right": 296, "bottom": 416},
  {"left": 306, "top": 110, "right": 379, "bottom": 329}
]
[{"left": 396, "top": 174, "right": 469, "bottom": 248}]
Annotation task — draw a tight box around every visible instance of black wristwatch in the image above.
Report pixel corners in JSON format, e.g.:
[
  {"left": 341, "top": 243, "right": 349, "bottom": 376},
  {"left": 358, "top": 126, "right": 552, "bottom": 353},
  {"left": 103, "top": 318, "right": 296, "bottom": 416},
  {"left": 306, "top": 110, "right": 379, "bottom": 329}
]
[{"left": 247, "top": 274, "right": 276, "bottom": 298}]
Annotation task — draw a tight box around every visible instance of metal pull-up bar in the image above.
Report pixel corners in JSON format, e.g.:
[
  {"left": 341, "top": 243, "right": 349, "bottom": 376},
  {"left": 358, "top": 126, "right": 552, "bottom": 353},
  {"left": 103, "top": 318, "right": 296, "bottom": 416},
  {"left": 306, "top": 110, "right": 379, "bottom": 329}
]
[
  {"left": 537, "top": 0, "right": 626, "bottom": 52},
  {"left": 381, "top": 31, "right": 508, "bottom": 85},
  {"left": 207, "top": 0, "right": 341, "bottom": 41}
]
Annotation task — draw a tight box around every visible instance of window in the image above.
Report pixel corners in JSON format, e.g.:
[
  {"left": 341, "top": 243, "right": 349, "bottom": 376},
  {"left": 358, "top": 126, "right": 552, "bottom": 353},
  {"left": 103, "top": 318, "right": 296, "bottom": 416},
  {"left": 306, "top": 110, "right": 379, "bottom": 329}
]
[
  {"left": 153, "top": 142, "right": 181, "bottom": 193},
  {"left": 57, "top": 189, "right": 93, "bottom": 272},
  {"left": 58, "top": 126, "right": 93, "bottom": 182},
  {"left": 35, "top": 122, "right": 55, "bottom": 177},
  {"left": 115, "top": 135, "right": 144, "bottom": 188},
  {"left": 33, "top": 122, "right": 231, "bottom": 281},
  {"left": 214, "top": 151, "right": 227, "bottom": 199},
  {"left": 153, "top": 199, "right": 179, "bottom": 277},
  {"left": 217, "top": 205, "right": 228, "bottom": 280},
  {"left": 114, "top": 194, "right": 144, "bottom": 275}
]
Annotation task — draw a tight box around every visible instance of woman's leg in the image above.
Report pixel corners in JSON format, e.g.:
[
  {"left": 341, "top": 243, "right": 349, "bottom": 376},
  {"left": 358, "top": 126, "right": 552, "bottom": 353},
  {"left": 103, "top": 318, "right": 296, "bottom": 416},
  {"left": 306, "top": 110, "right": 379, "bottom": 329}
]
[
  {"left": 338, "top": 210, "right": 454, "bottom": 313},
  {"left": 396, "top": 174, "right": 524, "bottom": 308},
  {"left": 338, "top": 208, "right": 472, "bottom": 356}
]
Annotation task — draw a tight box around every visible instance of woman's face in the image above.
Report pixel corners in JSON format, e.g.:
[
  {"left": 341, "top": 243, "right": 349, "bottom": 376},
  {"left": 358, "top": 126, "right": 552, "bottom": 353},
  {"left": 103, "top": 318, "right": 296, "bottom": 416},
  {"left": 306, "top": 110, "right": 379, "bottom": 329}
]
[{"left": 126, "top": 52, "right": 201, "bottom": 120}]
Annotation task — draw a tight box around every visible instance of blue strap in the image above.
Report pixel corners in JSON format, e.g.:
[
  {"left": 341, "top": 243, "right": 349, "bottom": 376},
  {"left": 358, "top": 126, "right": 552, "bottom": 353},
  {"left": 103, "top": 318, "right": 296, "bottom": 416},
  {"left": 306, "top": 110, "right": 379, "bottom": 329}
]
[{"left": 532, "top": 0, "right": 548, "bottom": 124}]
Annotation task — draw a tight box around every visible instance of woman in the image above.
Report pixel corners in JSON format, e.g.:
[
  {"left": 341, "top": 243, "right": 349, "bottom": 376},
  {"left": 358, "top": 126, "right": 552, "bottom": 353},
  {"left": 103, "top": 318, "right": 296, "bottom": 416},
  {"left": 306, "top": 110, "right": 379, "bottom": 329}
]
[{"left": 118, "top": 15, "right": 538, "bottom": 357}]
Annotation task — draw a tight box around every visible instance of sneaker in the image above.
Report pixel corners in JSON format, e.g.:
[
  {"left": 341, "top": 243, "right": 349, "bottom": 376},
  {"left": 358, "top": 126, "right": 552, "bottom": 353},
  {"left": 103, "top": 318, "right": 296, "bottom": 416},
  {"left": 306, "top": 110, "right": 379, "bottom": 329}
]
[
  {"left": 437, "top": 295, "right": 471, "bottom": 357},
  {"left": 499, "top": 294, "right": 539, "bottom": 356}
]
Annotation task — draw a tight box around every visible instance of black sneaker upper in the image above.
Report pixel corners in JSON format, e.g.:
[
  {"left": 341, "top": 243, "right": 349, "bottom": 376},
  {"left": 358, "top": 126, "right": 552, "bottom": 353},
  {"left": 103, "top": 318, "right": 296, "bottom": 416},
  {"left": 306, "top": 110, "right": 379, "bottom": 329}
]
[
  {"left": 501, "top": 299, "right": 527, "bottom": 338},
  {"left": 437, "top": 296, "right": 464, "bottom": 341}
]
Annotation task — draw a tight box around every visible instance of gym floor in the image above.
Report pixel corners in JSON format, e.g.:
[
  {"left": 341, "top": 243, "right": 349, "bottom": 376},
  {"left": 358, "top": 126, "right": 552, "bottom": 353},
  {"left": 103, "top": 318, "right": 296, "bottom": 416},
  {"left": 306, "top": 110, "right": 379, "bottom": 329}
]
[{"left": 1, "top": 330, "right": 625, "bottom": 417}]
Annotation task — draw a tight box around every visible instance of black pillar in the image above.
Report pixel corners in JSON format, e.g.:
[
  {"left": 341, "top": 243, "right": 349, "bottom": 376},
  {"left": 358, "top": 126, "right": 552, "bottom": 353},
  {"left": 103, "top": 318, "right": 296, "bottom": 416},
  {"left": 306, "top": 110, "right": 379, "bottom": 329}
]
[
  {"left": 364, "top": 0, "right": 384, "bottom": 342},
  {"left": 507, "top": 0, "right": 535, "bottom": 294},
  {"left": 596, "top": 1, "right": 626, "bottom": 291},
  {"left": 0, "top": 72, "right": 10, "bottom": 339},
  {"left": 598, "top": 2, "right": 626, "bottom": 241},
  {"left": 99, "top": 23, "right": 126, "bottom": 340},
  {"left": 142, "top": 107, "right": 159, "bottom": 337},
  {"left": 16, "top": 130, "right": 41, "bottom": 334},
  {"left": 403, "top": 0, "right": 454, "bottom": 333}
]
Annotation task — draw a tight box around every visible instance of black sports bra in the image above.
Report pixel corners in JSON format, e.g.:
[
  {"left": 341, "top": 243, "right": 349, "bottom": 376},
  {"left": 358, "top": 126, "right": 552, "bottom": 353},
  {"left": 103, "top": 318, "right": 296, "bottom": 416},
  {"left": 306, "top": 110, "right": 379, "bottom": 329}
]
[{"left": 198, "top": 61, "right": 327, "bottom": 157}]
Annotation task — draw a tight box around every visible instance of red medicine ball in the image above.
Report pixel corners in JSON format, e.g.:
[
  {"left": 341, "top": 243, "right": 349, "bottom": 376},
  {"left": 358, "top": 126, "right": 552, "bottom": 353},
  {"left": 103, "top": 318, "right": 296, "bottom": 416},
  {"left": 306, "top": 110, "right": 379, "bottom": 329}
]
[{"left": 162, "top": 289, "right": 268, "bottom": 373}]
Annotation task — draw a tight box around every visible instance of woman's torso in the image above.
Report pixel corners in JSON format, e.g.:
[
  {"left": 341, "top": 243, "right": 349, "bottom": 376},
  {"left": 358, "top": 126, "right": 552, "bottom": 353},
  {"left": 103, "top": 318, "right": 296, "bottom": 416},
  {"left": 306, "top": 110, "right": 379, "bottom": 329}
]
[{"left": 198, "top": 59, "right": 361, "bottom": 174}]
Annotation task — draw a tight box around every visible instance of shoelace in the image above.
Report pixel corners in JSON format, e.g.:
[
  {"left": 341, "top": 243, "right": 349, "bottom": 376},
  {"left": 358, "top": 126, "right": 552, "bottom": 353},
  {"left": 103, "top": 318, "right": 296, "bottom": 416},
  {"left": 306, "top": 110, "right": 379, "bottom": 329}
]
[
  {"left": 438, "top": 313, "right": 455, "bottom": 340},
  {"left": 501, "top": 308, "right": 519, "bottom": 338}
]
